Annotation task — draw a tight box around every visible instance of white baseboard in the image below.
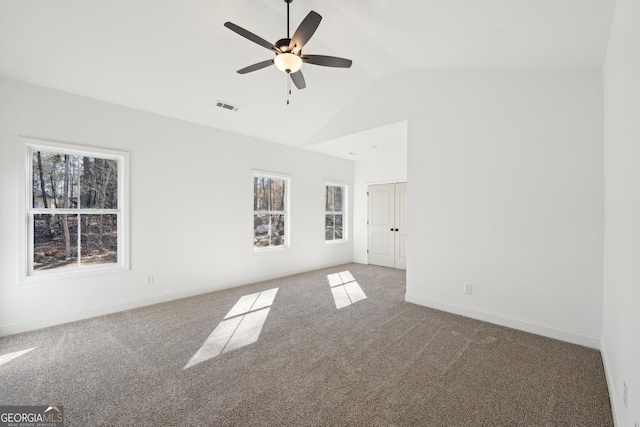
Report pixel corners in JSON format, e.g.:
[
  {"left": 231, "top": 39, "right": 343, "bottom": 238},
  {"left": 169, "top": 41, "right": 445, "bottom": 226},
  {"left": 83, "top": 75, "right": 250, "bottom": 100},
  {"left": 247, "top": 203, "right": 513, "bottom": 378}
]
[
  {"left": 0, "top": 258, "right": 356, "bottom": 337},
  {"left": 0, "top": 283, "right": 231, "bottom": 337},
  {"left": 352, "top": 255, "right": 368, "bottom": 264},
  {"left": 404, "top": 293, "right": 601, "bottom": 349},
  {"left": 600, "top": 341, "right": 623, "bottom": 427}
]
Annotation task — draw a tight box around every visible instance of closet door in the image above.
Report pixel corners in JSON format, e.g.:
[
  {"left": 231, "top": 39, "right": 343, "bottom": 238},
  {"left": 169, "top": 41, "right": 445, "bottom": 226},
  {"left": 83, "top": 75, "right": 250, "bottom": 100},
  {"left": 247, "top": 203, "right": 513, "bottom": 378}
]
[
  {"left": 368, "top": 182, "right": 406, "bottom": 270},
  {"left": 367, "top": 184, "right": 395, "bottom": 268},
  {"left": 394, "top": 182, "right": 407, "bottom": 270}
]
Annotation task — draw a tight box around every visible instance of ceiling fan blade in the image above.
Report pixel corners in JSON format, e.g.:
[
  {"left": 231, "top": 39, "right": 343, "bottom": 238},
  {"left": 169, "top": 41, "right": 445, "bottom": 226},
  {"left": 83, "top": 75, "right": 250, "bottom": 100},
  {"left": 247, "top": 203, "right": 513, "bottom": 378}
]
[
  {"left": 289, "top": 11, "right": 322, "bottom": 54},
  {"left": 237, "top": 59, "right": 274, "bottom": 74},
  {"left": 290, "top": 70, "right": 306, "bottom": 90},
  {"left": 302, "top": 55, "right": 352, "bottom": 68},
  {"left": 224, "top": 22, "right": 280, "bottom": 53}
]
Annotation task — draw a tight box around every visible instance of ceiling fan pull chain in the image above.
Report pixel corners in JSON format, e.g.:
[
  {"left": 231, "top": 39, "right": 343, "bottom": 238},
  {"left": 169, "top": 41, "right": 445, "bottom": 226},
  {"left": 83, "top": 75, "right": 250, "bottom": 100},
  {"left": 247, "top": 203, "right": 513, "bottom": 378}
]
[{"left": 286, "top": 74, "right": 291, "bottom": 105}]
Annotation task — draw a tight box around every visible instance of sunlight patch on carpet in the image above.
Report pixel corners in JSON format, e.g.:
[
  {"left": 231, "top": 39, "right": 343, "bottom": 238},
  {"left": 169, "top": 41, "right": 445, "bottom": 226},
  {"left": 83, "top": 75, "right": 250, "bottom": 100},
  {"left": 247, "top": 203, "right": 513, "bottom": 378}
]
[
  {"left": 184, "top": 288, "right": 278, "bottom": 369},
  {"left": 327, "top": 271, "right": 367, "bottom": 309},
  {"left": 0, "top": 347, "right": 37, "bottom": 367}
]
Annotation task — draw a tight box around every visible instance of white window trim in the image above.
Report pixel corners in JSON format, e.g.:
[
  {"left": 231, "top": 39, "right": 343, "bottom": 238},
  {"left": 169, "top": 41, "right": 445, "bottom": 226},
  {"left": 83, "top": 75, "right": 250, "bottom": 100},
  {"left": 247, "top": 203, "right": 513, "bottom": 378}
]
[
  {"left": 20, "top": 137, "right": 130, "bottom": 283},
  {"left": 325, "top": 182, "right": 348, "bottom": 244},
  {"left": 252, "top": 170, "right": 291, "bottom": 252}
]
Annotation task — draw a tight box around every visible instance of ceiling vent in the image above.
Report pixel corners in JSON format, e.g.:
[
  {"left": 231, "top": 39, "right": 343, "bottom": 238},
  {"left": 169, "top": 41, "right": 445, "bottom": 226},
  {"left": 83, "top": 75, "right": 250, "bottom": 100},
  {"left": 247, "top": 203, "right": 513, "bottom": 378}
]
[{"left": 216, "top": 100, "right": 240, "bottom": 112}]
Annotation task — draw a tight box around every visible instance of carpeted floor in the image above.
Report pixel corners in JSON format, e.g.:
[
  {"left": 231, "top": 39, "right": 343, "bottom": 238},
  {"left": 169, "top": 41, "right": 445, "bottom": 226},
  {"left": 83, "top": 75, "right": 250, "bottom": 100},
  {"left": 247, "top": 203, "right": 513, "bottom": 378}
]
[{"left": 0, "top": 263, "right": 613, "bottom": 426}]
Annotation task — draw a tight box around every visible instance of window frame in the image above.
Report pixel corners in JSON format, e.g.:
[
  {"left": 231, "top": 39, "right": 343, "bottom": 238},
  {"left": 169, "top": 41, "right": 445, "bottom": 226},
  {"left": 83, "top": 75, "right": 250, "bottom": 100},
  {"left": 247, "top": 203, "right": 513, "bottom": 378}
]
[
  {"left": 325, "top": 182, "right": 348, "bottom": 244},
  {"left": 21, "top": 138, "right": 130, "bottom": 282},
  {"left": 252, "top": 171, "right": 290, "bottom": 251}
]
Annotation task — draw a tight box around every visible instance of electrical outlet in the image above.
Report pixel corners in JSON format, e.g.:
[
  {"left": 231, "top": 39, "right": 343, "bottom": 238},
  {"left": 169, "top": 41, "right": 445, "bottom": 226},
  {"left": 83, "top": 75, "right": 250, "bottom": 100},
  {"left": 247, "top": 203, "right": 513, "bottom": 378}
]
[
  {"left": 623, "top": 381, "right": 628, "bottom": 409},
  {"left": 145, "top": 275, "right": 154, "bottom": 285},
  {"left": 463, "top": 282, "right": 473, "bottom": 294}
]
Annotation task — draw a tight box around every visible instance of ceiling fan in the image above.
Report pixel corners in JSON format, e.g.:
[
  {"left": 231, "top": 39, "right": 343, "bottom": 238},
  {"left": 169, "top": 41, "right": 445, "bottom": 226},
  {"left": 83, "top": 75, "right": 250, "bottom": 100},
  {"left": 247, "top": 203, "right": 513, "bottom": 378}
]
[{"left": 224, "top": 0, "right": 352, "bottom": 94}]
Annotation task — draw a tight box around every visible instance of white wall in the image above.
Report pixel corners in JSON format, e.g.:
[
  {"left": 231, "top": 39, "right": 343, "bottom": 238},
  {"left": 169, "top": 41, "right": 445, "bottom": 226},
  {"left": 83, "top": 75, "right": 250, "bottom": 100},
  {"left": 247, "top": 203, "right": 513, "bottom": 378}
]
[
  {"left": 0, "top": 77, "right": 353, "bottom": 336},
  {"left": 602, "top": 0, "right": 640, "bottom": 424},
  {"left": 315, "top": 68, "right": 604, "bottom": 348},
  {"left": 406, "top": 69, "right": 604, "bottom": 348}
]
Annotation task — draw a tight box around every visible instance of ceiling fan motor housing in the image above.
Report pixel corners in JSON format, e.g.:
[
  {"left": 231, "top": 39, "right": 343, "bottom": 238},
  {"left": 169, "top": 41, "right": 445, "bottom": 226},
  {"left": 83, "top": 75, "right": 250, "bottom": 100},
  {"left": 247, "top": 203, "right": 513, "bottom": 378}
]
[{"left": 276, "top": 38, "right": 294, "bottom": 53}]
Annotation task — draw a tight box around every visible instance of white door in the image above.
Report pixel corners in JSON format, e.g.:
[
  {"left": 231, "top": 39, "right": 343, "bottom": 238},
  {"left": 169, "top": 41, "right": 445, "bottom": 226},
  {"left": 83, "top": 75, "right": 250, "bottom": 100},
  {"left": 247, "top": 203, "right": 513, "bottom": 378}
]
[
  {"left": 394, "top": 182, "right": 407, "bottom": 270},
  {"left": 368, "top": 182, "right": 407, "bottom": 270},
  {"left": 368, "top": 184, "right": 395, "bottom": 268}
]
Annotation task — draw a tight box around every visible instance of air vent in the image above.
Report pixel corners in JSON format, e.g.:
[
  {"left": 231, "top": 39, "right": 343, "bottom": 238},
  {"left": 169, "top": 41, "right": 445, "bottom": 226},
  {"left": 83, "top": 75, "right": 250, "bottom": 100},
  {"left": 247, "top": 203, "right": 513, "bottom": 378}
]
[{"left": 216, "top": 100, "right": 240, "bottom": 112}]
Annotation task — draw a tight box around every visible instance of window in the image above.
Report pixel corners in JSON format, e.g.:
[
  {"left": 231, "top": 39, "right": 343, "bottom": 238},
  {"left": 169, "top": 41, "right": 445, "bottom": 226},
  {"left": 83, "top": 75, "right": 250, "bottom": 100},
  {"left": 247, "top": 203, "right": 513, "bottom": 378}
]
[
  {"left": 25, "top": 139, "right": 128, "bottom": 277},
  {"left": 325, "top": 184, "right": 346, "bottom": 242},
  {"left": 253, "top": 173, "right": 289, "bottom": 249}
]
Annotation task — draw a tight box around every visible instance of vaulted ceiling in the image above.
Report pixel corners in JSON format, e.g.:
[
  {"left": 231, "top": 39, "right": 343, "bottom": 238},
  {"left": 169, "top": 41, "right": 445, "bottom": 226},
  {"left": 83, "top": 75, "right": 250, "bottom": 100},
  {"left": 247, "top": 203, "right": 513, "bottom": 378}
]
[{"left": 0, "top": 0, "right": 615, "bottom": 150}]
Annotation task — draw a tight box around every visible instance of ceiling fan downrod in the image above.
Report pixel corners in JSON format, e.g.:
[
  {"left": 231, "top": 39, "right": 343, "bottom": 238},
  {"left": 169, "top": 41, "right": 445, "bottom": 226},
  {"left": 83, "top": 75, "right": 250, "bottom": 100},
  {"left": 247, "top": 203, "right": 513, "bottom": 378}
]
[{"left": 286, "top": 0, "right": 292, "bottom": 39}]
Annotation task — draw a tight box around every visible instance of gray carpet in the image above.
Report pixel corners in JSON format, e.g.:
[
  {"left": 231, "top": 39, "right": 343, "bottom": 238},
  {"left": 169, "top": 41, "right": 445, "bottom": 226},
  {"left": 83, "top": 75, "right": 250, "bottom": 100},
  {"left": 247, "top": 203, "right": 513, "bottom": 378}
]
[{"left": 0, "top": 263, "right": 613, "bottom": 426}]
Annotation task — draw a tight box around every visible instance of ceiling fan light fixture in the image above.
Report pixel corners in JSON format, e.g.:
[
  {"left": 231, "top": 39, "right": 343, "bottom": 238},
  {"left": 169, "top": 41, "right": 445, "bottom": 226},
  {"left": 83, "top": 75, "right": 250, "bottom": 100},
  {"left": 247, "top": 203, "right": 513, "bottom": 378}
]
[{"left": 274, "top": 53, "right": 302, "bottom": 73}]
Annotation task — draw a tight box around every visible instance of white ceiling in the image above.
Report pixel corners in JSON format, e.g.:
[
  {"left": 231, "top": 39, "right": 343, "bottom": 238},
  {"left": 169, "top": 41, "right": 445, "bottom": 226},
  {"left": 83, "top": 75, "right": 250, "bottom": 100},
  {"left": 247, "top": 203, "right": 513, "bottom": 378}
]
[
  {"left": 306, "top": 120, "right": 408, "bottom": 162},
  {"left": 0, "top": 0, "right": 615, "bottom": 151}
]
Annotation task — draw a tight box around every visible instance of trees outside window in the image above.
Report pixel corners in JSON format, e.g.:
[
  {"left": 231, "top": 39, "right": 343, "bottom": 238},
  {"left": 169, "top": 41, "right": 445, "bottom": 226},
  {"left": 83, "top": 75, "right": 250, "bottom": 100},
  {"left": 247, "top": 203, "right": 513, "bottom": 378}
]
[
  {"left": 253, "top": 173, "right": 289, "bottom": 249},
  {"left": 326, "top": 184, "right": 346, "bottom": 242},
  {"left": 26, "top": 140, "right": 127, "bottom": 276}
]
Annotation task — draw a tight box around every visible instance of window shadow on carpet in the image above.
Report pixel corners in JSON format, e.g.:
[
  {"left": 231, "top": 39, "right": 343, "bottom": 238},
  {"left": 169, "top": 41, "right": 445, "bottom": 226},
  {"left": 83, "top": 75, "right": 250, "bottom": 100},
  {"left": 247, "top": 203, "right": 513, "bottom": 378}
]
[
  {"left": 184, "top": 288, "right": 278, "bottom": 369},
  {"left": 327, "top": 271, "right": 367, "bottom": 309},
  {"left": 0, "top": 347, "right": 37, "bottom": 367}
]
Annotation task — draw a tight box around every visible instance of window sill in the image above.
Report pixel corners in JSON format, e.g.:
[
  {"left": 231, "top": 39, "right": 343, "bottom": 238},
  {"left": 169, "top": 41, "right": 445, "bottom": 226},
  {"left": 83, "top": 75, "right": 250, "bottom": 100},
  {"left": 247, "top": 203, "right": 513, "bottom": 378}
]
[
  {"left": 325, "top": 239, "right": 348, "bottom": 246},
  {"left": 253, "top": 245, "right": 289, "bottom": 253},
  {"left": 21, "top": 263, "right": 129, "bottom": 284}
]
